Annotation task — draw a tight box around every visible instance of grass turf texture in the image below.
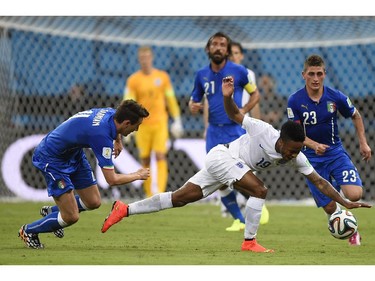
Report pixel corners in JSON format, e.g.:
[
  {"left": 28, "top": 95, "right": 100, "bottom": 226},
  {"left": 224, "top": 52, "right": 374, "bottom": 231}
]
[{"left": 1, "top": 201, "right": 374, "bottom": 265}]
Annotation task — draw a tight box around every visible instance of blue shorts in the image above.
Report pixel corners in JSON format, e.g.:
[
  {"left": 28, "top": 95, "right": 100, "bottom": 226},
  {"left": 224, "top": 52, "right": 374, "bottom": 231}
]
[
  {"left": 206, "top": 123, "right": 245, "bottom": 153},
  {"left": 32, "top": 148, "right": 97, "bottom": 198},
  {"left": 306, "top": 149, "right": 362, "bottom": 208}
]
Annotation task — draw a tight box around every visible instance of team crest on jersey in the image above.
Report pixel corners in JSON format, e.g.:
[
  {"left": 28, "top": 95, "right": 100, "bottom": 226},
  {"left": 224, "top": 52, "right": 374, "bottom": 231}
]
[
  {"left": 327, "top": 101, "right": 336, "bottom": 113},
  {"left": 57, "top": 180, "right": 66, "bottom": 189},
  {"left": 287, "top": 107, "right": 294, "bottom": 119},
  {"left": 102, "top": 147, "right": 112, "bottom": 159},
  {"left": 154, "top": 78, "right": 162, "bottom": 86},
  {"left": 236, "top": 162, "right": 244, "bottom": 168}
]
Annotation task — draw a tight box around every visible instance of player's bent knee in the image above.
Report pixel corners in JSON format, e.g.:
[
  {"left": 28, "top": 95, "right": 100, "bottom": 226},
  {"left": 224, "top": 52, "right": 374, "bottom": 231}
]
[
  {"left": 253, "top": 185, "right": 268, "bottom": 199},
  {"left": 348, "top": 194, "right": 362, "bottom": 202},
  {"left": 342, "top": 187, "right": 363, "bottom": 202},
  {"left": 62, "top": 213, "right": 80, "bottom": 225},
  {"left": 86, "top": 201, "right": 101, "bottom": 210}
]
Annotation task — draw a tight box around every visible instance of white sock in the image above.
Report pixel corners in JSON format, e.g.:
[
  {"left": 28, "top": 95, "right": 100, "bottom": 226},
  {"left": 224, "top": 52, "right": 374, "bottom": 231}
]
[
  {"left": 129, "top": 192, "right": 173, "bottom": 215},
  {"left": 244, "top": 197, "right": 265, "bottom": 239},
  {"left": 57, "top": 212, "right": 68, "bottom": 227},
  {"left": 219, "top": 187, "right": 232, "bottom": 198}
]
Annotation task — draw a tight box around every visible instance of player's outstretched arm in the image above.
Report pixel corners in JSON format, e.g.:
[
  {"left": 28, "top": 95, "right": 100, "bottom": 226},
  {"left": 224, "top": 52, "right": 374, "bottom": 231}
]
[
  {"left": 102, "top": 167, "right": 150, "bottom": 186},
  {"left": 305, "top": 171, "right": 372, "bottom": 209},
  {"left": 222, "top": 76, "right": 244, "bottom": 125}
]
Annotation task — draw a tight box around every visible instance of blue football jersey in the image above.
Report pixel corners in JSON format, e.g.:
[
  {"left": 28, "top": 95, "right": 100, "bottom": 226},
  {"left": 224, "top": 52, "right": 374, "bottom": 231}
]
[
  {"left": 36, "top": 108, "right": 118, "bottom": 169},
  {"left": 191, "top": 60, "right": 250, "bottom": 125},
  {"left": 287, "top": 86, "right": 355, "bottom": 159}
]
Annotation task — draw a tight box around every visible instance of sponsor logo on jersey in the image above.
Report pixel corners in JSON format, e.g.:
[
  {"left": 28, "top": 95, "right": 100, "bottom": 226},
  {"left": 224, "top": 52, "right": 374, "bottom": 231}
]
[
  {"left": 287, "top": 107, "right": 294, "bottom": 118},
  {"left": 102, "top": 147, "right": 112, "bottom": 159},
  {"left": 327, "top": 101, "right": 336, "bottom": 113},
  {"left": 301, "top": 104, "right": 308, "bottom": 110}
]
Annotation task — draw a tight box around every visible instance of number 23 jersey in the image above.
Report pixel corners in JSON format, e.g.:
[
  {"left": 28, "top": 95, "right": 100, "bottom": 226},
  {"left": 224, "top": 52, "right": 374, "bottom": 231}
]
[{"left": 287, "top": 86, "right": 355, "bottom": 159}]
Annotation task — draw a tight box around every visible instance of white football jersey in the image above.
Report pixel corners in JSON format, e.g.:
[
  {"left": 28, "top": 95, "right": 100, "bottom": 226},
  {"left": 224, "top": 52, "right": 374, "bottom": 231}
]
[{"left": 227, "top": 116, "right": 313, "bottom": 175}]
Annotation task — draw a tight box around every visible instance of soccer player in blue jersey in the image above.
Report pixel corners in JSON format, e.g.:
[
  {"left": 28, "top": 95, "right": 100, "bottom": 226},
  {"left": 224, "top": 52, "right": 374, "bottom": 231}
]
[
  {"left": 18, "top": 100, "right": 151, "bottom": 249},
  {"left": 189, "top": 32, "right": 261, "bottom": 232},
  {"left": 287, "top": 54, "right": 372, "bottom": 246}
]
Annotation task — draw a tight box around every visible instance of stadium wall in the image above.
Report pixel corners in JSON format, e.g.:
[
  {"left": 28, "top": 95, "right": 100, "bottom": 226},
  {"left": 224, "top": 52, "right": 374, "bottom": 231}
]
[{"left": 0, "top": 17, "right": 374, "bottom": 202}]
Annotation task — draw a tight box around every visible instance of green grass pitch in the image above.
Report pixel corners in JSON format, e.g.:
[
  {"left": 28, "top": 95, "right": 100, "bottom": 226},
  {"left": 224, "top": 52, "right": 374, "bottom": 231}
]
[{"left": 1, "top": 201, "right": 374, "bottom": 266}]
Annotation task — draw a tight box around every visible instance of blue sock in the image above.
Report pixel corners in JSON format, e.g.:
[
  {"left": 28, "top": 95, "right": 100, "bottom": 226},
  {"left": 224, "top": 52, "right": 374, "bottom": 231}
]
[
  {"left": 26, "top": 212, "right": 63, "bottom": 234},
  {"left": 50, "top": 195, "right": 87, "bottom": 213},
  {"left": 221, "top": 191, "right": 245, "bottom": 223},
  {"left": 75, "top": 195, "right": 88, "bottom": 212}
]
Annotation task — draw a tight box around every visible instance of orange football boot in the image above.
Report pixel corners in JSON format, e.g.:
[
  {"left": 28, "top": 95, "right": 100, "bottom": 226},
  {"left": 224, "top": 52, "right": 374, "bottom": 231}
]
[
  {"left": 101, "top": 201, "right": 128, "bottom": 233},
  {"left": 241, "top": 239, "right": 274, "bottom": 253}
]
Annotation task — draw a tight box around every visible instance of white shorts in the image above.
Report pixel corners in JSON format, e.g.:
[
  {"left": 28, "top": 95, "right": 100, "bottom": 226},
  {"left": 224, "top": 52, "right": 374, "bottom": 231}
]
[{"left": 188, "top": 145, "right": 250, "bottom": 198}]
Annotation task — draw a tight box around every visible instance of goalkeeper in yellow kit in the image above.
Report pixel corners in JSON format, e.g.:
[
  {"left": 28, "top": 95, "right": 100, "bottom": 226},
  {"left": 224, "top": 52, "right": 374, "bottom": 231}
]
[{"left": 123, "top": 46, "right": 183, "bottom": 197}]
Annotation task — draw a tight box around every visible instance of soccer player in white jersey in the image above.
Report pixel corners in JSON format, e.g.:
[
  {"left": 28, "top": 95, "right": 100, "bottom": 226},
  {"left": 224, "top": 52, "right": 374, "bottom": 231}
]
[
  {"left": 101, "top": 77, "right": 371, "bottom": 253},
  {"left": 225, "top": 41, "right": 269, "bottom": 230}
]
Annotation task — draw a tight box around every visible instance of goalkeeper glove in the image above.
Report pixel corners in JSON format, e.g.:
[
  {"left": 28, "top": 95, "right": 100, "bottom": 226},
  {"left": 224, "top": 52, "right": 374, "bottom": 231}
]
[{"left": 170, "top": 117, "right": 184, "bottom": 138}]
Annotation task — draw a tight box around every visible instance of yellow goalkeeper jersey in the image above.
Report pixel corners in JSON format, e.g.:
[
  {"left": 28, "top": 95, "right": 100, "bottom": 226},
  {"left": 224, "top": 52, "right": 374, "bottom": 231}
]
[{"left": 123, "top": 68, "right": 180, "bottom": 126}]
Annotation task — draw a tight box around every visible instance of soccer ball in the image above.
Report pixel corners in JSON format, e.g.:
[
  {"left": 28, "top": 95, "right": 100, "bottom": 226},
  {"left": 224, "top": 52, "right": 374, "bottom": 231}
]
[{"left": 328, "top": 210, "right": 358, "bottom": 239}]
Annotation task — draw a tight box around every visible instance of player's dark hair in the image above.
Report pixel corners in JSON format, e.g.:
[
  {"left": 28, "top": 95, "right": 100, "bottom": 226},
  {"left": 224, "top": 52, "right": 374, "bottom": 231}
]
[
  {"left": 205, "top": 31, "right": 232, "bottom": 57},
  {"left": 280, "top": 121, "right": 305, "bottom": 143},
  {"left": 115, "top": 99, "right": 149, "bottom": 124},
  {"left": 303, "top": 54, "right": 326, "bottom": 72},
  {"left": 231, "top": 41, "right": 244, "bottom": 54}
]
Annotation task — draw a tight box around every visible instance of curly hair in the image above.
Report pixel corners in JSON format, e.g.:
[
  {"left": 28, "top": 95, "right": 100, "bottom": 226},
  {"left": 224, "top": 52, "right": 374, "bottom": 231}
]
[{"left": 280, "top": 120, "right": 305, "bottom": 143}]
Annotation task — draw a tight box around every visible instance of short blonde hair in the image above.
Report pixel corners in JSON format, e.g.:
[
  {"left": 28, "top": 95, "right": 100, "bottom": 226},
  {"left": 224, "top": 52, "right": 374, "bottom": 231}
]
[{"left": 138, "top": 46, "right": 153, "bottom": 54}]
